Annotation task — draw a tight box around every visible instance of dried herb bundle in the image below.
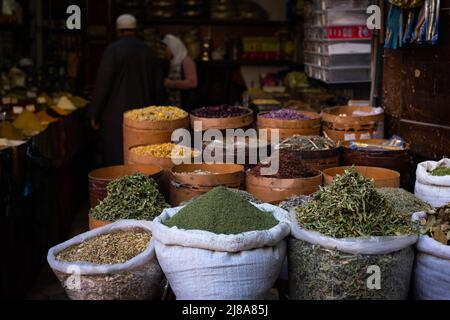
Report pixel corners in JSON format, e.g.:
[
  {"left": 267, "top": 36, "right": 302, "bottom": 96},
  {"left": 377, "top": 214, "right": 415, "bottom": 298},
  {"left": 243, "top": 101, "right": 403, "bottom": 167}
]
[
  {"left": 91, "top": 173, "right": 169, "bottom": 221},
  {"left": 56, "top": 229, "right": 150, "bottom": 265},
  {"left": 378, "top": 188, "right": 431, "bottom": 216},
  {"left": 419, "top": 204, "right": 450, "bottom": 245},
  {"left": 296, "top": 167, "right": 416, "bottom": 238}
]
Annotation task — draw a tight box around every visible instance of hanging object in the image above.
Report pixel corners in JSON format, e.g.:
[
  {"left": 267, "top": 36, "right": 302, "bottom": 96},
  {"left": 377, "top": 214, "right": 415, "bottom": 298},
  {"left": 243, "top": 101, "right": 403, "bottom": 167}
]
[{"left": 384, "top": 0, "right": 440, "bottom": 49}]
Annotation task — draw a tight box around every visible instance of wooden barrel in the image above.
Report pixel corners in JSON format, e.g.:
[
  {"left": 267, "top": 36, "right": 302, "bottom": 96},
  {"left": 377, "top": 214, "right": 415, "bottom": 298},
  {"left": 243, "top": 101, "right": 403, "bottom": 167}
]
[
  {"left": 257, "top": 111, "right": 321, "bottom": 140},
  {"left": 323, "top": 166, "right": 400, "bottom": 188},
  {"left": 123, "top": 115, "right": 189, "bottom": 162},
  {"left": 341, "top": 140, "right": 412, "bottom": 189},
  {"left": 190, "top": 107, "right": 254, "bottom": 132},
  {"left": 294, "top": 148, "right": 341, "bottom": 172},
  {"left": 127, "top": 146, "right": 199, "bottom": 199},
  {"left": 88, "top": 164, "right": 162, "bottom": 209},
  {"left": 246, "top": 172, "right": 323, "bottom": 204},
  {"left": 169, "top": 163, "right": 245, "bottom": 206},
  {"left": 322, "top": 106, "right": 384, "bottom": 143}
]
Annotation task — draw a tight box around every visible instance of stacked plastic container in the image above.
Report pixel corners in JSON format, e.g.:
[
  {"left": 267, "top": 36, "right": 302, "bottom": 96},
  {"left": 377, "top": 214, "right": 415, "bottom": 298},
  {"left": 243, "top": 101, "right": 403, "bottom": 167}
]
[{"left": 304, "top": 0, "right": 373, "bottom": 84}]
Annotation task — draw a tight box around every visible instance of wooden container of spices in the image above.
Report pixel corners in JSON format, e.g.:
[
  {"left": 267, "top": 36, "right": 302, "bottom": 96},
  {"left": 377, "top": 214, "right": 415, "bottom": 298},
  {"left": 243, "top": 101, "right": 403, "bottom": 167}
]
[
  {"left": 190, "top": 107, "right": 254, "bottom": 132},
  {"left": 257, "top": 111, "right": 321, "bottom": 140},
  {"left": 169, "top": 163, "right": 245, "bottom": 206}
]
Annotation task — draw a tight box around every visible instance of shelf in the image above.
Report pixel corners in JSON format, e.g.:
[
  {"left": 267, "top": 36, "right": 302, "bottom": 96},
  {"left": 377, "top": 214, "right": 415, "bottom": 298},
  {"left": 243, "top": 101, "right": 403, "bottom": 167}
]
[
  {"left": 198, "top": 60, "right": 301, "bottom": 67},
  {"left": 143, "top": 19, "right": 292, "bottom": 27}
]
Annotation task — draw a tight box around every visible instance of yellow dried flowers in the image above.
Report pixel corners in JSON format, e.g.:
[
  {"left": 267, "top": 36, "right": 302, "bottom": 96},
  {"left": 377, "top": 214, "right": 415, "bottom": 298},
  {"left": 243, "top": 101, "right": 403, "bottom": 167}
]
[
  {"left": 130, "top": 143, "right": 198, "bottom": 159},
  {"left": 125, "top": 106, "right": 188, "bottom": 121}
]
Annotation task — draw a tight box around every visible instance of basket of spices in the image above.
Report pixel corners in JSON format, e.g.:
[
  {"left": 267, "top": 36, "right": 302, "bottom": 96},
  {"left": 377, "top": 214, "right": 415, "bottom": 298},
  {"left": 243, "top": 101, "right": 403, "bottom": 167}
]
[
  {"left": 276, "top": 135, "right": 340, "bottom": 171},
  {"left": 257, "top": 109, "right": 321, "bottom": 140},
  {"left": 323, "top": 166, "right": 400, "bottom": 188},
  {"left": 47, "top": 220, "right": 164, "bottom": 300},
  {"left": 246, "top": 150, "right": 322, "bottom": 204},
  {"left": 88, "top": 165, "right": 163, "bottom": 209},
  {"left": 289, "top": 167, "right": 418, "bottom": 300},
  {"left": 342, "top": 138, "right": 412, "bottom": 189},
  {"left": 190, "top": 105, "right": 254, "bottom": 132},
  {"left": 89, "top": 173, "right": 169, "bottom": 230},
  {"left": 123, "top": 106, "right": 189, "bottom": 161},
  {"left": 413, "top": 204, "right": 450, "bottom": 300},
  {"left": 153, "top": 187, "right": 290, "bottom": 300},
  {"left": 322, "top": 106, "right": 384, "bottom": 143},
  {"left": 169, "top": 163, "right": 245, "bottom": 206}
]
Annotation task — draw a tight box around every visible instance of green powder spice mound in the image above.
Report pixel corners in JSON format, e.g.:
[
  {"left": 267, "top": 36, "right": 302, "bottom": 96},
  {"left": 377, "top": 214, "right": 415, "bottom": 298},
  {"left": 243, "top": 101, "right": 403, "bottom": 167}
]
[
  {"left": 164, "top": 187, "right": 278, "bottom": 235},
  {"left": 296, "top": 167, "right": 417, "bottom": 238},
  {"left": 91, "top": 173, "right": 169, "bottom": 221},
  {"left": 378, "top": 188, "right": 431, "bottom": 216},
  {"left": 56, "top": 229, "right": 150, "bottom": 265}
]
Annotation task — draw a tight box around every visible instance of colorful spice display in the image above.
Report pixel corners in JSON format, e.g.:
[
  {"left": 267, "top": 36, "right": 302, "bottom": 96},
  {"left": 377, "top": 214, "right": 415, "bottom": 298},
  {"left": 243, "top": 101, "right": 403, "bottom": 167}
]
[
  {"left": 164, "top": 187, "right": 278, "bottom": 235},
  {"left": 91, "top": 173, "right": 169, "bottom": 221},
  {"left": 12, "top": 110, "right": 45, "bottom": 136},
  {"left": 261, "top": 109, "right": 317, "bottom": 121},
  {"left": 124, "top": 106, "right": 188, "bottom": 121},
  {"left": 56, "top": 229, "right": 151, "bottom": 265},
  {"left": 277, "top": 135, "right": 336, "bottom": 151},
  {"left": 419, "top": 204, "right": 450, "bottom": 245},
  {"left": 130, "top": 143, "right": 197, "bottom": 159},
  {"left": 296, "top": 167, "right": 416, "bottom": 238},
  {"left": 0, "top": 121, "right": 24, "bottom": 140},
  {"left": 191, "top": 105, "right": 250, "bottom": 118},
  {"left": 378, "top": 188, "right": 431, "bottom": 216},
  {"left": 249, "top": 150, "right": 319, "bottom": 179}
]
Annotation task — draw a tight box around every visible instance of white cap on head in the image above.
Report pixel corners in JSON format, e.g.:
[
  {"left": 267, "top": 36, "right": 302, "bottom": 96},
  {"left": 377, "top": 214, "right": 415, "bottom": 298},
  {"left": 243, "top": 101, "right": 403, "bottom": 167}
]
[{"left": 116, "top": 14, "right": 137, "bottom": 30}]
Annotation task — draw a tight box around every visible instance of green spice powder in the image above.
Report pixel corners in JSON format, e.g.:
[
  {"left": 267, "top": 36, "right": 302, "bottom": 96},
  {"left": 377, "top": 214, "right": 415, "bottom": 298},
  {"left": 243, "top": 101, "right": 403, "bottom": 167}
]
[{"left": 164, "top": 187, "right": 278, "bottom": 235}]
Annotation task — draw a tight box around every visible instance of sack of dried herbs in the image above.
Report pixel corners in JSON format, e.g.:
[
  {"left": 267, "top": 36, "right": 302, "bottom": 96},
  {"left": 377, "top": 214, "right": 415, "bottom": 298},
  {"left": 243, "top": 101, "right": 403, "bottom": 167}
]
[
  {"left": 415, "top": 158, "right": 450, "bottom": 208},
  {"left": 91, "top": 173, "right": 170, "bottom": 222},
  {"left": 289, "top": 167, "right": 418, "bottom": 300},
  {"left": 47, "top": 220, "right": 164, "bottom": 300},
  {"left": 152, "top": 187, "right": 291, "bottom": 300},
  {"left": 412, "top": 206, "right": 450, "bottom": 300}
]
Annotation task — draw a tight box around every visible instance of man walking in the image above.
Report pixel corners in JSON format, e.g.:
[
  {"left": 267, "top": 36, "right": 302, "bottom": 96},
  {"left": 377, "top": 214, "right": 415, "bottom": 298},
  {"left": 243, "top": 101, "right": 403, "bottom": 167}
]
[{"left": 88, "top": 14, "right": 164, "bottom": 166}]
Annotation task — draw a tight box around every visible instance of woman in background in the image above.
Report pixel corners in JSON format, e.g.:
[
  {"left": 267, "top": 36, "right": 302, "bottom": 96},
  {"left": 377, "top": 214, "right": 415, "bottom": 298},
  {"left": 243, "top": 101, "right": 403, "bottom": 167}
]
[{"left": 162, "top": 34, "right": 198, "bottom": 110}]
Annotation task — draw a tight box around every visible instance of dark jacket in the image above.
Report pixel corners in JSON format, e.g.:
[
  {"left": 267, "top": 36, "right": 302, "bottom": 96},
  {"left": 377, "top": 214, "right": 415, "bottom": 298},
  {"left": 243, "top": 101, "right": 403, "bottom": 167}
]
[{"left": 88, "top": 36, "right": 164, "bottom": 166}]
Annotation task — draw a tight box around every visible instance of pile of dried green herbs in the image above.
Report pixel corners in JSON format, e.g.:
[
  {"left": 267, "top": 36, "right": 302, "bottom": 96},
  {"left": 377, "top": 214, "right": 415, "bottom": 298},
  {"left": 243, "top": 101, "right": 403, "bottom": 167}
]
[
  {"left": 91, "top": 173, "right": 169, "bottom": 221},
  {"left": 296, "top": 167, "right": 416, "bottom": 238},
  {"left": 277, "top": 135, "right": 336, "bottom": 151},
  {"left": 288, "top": 240, "right": 414, "bottom": 300},
  {"left": 378, "top": 188, "right": 431, "bottom": 216},
  {"left": 431, "top": 166, "right": 450, "bottom": 176},
  {"left": 56, "top": 229, "right": 150, "bottom": 265},
  {"left": 419, "top": 204, "right": 450, "bottom": 245},
  {"left": 165, "top": 187, "right": 278, "bottom": 235}
]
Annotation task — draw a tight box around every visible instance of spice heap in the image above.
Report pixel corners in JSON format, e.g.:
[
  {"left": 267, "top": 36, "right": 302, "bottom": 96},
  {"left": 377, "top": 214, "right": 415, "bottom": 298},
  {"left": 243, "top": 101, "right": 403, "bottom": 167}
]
[
  {"left": 279, "top": 195, "right": 311, "bottom": 212},
  {"left": 431, "top": 166, "right": 450, "bottom": 177},
  {"left": 261, "top": 109, "right": 317, "bottom": 121},
  {"left": 249, "top": 150, "right": 319, "bottom": 179},
  {"left": 296, "top": 167, "right": 416, "bottom": 238},
  {"left": 0, "top": 121, "right": 24, "bottom": 140},
  {"left": 91, "top": 173, "right": 169, "bottom": 221},
  {"left": 228, "top": 188, "right": 262, "bottom": 204},
  {"left": 378, "top": 188, "right": 431, "bottom": 216},
  {"left": 277, "top": 135, "right": 336, "bottom": 151},
  {"left": 13, "top": 110, "right": 45, "bottom": 136},
  {"left": 130, "top": 143, "right": 197, "bottom": 159},
  {"left": 56, "top": 229, "right": 150, "bottom": 265},
  {"left": 125, "top": 106, "right": 188, "bottom": 121},
  {"left": 419, "top": 204, "right": 450, "bottom": 245},
  {"left": 192, "top": 105, "right": 250, "bottom": 118},
  {"left": 164, "top": 187, "right": 278, "bottom": 235}
]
